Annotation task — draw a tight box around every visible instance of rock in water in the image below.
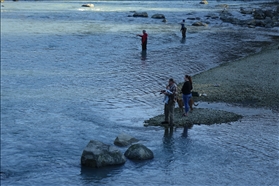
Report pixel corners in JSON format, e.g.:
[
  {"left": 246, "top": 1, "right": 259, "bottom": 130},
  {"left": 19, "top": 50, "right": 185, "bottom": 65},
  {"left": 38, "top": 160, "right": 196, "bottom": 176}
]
[
  {"left": 133, "top": 12, "right": 148, "bottom": 18},
  {"left": 81, "top": 4, "right": 94, "bottom": 8},
  {"left": 200, "top": 0, "right": 208, "bottom": 4},
  {"left": 124, "top": 144, "right": 154, "bottom": 160},
  {"left": 81, "top": 140, "right": 126, "bottom": 168},
  {"left": 151, "top": 14, "right": 165, "bottom": 19},
  {"left": 114, "top": 133, "right": 139, "bottom": 147}
]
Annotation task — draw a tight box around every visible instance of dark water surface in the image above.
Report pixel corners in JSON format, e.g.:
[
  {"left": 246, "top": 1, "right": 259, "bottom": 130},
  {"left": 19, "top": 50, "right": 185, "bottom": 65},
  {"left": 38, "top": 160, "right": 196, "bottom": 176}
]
[{"left": 1, "top": 1, "right": 279, "bottom": 185}]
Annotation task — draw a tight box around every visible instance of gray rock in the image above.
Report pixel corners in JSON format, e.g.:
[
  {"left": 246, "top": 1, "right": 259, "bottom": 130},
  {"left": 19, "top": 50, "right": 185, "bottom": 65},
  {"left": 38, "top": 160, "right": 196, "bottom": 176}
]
[
  {"left": 144, "top": 108, "right": 242, "bottom": 127},
  {"left": 187, "top": 17, "right": 196, "bottom": 20},
  {"left": 253, "top": 9, "right": 266, "bottom": 20},
  {"left": 264, "top": 9, "right": 274, "bottom": 18},
  {"left": 133, "top": 12, "right": 148, "bottom": 18},
  {"left": 200, "top": 0, "right": 208, "bottom": 5},
  {"left": 151, "top": 14, "right": 165, "bottom": 19},
  {"left": 81, "top": 4, "right": 94, "bottom": 8},
  {"left": 114, "top": 133, "right": 139, "bottom": 147},
  {"left": 192, "top": 21, "right": 207, "bottom": 26},
  {"left": 240, "top": 7, "right": 254, "bottom": 15},
  {"left": 124, "top": 144, "right": 154, "bottom": 160},
  {"left": 81, "top": 140, "right": 126, "bottom": 168}
]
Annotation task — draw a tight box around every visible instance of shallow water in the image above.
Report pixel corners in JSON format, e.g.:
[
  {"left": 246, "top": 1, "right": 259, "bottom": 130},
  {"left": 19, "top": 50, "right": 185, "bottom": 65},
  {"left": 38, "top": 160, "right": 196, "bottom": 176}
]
[{"left": 1, "top": 1, "right": 279, "bottom": 185}]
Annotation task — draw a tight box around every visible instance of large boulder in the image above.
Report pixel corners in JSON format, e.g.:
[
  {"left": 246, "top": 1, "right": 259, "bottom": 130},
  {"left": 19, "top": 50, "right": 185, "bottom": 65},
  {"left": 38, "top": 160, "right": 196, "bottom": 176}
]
[
  {"left": 124, "top": 144, "right": 154, "bottom": 160},
  {"left": 151, "top": 14, "right": 165, "bottom": 19},
  {"left": 114, "top": 133, "right": 139, "bottom": 147},
  {"left": 81, "top": 140, "right": 126, "bottom": 168},
  {"left": 133, "top": 12, "right": 148, "bottom": 18}
]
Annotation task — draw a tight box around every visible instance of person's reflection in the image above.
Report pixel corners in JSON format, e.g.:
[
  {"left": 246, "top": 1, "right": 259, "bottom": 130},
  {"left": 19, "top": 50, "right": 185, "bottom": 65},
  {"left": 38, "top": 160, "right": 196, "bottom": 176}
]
[
  {"left": 182, "top": 123, "right": 193, "bottom": 138},
  {"left": 164, "top": 126, "right": 174, "bottom": 138},
  {"left": 163, "top": 126, "right": 174, "bottom": 155},
  {"left": 141, "top": 50, "right": 147, "bottom": 60}
]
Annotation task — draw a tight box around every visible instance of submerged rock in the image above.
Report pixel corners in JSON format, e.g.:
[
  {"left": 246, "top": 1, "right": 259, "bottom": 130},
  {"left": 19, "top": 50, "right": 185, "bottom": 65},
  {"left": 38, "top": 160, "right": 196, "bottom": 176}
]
[
  {"left": 133, "top": 12, "right": 148, "bottom": 18},
  {"left": 124, "top": 144, "right": 154, "bottom": 160},
  {"left": 114, "top": 133, "right": 139, "bottom": 147},
  {"left": 151, "top": 14, "right": 165, "bottom": 19},
  {"left": 81, "top": 140, "right": 126, "bottom": 168}
]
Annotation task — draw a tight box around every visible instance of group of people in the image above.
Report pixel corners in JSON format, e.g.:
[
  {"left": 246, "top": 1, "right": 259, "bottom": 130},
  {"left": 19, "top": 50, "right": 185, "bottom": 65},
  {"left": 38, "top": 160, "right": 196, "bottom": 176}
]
[
  {"left": 137, "top": 20, "right": 190, "bottom": 127},
  {"left": 161, "top": 75, "right": 193, "bottom": 127},
  {"left": 137, "top": 20, "right": 187, "bottom": 51}
]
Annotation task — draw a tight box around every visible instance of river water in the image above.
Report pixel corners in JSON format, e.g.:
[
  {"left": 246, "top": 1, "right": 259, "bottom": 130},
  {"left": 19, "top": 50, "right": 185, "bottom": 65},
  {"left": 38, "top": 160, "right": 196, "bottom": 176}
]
[{"left": 1, "top": 1, "right": 279, "bottom": 185}]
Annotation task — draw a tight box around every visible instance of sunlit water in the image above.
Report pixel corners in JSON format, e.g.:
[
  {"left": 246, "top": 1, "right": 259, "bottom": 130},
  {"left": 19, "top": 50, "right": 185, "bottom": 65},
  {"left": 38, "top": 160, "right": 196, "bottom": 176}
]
[{"left": 1, "top": 1, "right": 279, "bottom": 185}]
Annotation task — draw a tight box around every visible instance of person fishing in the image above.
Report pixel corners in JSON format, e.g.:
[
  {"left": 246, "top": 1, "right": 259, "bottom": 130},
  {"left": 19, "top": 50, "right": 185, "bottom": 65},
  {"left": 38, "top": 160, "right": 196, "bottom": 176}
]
[
  {"left": 180, "top": 20, "right": 187, "bottom": 38},
  {"left": 137, "top": 30, "right": 148, "bottom": 51},
  {"left": 161, "top": 78, "right": 177, "bottom": 127}
]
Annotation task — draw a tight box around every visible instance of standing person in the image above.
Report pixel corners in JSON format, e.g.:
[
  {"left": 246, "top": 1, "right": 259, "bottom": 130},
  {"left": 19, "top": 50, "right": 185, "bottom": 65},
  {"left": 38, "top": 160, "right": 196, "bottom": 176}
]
[
  {"left": 181, "top": 75, "right": 193, "bottom": 116},
  {"left": 180, "top": 20, "right": 187, "bottom": 38},
  {"left": 161, "top": 78, "right": 177, "bottom": 127},
  {"left": 137, "top": 30, "right": 148, "bottom": 51}
]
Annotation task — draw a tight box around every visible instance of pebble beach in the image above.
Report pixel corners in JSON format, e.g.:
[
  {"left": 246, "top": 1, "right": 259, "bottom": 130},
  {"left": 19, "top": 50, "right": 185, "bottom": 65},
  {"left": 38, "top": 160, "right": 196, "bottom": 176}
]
[{"left": 192, "top": 43, "right": 279, "bottom": 111}]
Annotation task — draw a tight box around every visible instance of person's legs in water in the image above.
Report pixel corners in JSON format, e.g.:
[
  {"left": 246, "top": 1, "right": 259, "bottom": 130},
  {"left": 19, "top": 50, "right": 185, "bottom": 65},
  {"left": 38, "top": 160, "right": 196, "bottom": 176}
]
[
  {"left": 142, "top": 41, "right": 147, "bottom": 50},
  {"left": 169, "top": 100, "right": 175, "bottom": 126},
  {"left": 182, "top": 28, "right": 186, "bottom": 38}
]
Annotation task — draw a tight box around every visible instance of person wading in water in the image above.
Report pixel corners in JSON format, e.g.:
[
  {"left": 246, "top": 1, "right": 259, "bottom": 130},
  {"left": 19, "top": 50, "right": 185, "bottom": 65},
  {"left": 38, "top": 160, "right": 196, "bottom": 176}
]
[
  {"left": 137, "top": 30, "right": 148, "bottom": 51},
  {"left": 180, "top": 20, "right": 187, "bottom": 38}
]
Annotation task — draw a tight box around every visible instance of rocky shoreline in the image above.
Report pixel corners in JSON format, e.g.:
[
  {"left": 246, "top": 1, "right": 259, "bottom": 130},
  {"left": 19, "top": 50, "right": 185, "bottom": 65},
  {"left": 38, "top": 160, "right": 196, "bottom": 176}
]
[
  {"left": 190, "top": 43, "right": 279, "bottom": 111},
  {"left": 144, "top": 43, "right": 278, "bottom": 127}
]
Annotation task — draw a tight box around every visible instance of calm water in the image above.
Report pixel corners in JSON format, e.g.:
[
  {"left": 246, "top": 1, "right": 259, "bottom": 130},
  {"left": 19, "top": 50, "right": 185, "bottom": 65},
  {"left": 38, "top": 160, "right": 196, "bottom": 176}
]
[{"left": 1, "top": 1, "right": 279, "bottom": 185}]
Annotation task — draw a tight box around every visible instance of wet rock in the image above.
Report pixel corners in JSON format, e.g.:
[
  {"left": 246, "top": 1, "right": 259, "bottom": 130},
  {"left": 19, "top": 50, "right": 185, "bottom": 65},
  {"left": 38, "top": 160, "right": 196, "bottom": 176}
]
[
  {"left": 253, "top": 9, "right": 266, "bottom": 20},
  {"left": 200, "top": 0, "right": 208, "bottom": 5},
  {"left": 124, "top": 144, "right": 154, "bottom": 160},
  {"left": 162, "top": 18, "right": 167, "bottom": 22},
  {"left": 144, "top": 108, "right": 242, "bottom": 127},
  {"left": 114, "top": 133, "right": 139, "bottom": 147},
  {"left": 151, "top": 14, "right": 165, "bottom": 19},
  {"left": 264, "top": 9, "right": 275, "bottom": 18},
  {"left": 192, "top": 22, "right": 207, "bottom": 26},
  {"left": 133, "top": 12, "right": 148, "bottom": 18},
  {"left": 240, "top": 7, "right": 254, "bottom": 15},
  {"left": 187, "top": 17, "right": 196, "bottom": 20},
  {"left": 81, "top": 140, "right": 126, "bottom": 168},
  {"left": 81, "top": 4, "right": 94, "bottom": 8}
]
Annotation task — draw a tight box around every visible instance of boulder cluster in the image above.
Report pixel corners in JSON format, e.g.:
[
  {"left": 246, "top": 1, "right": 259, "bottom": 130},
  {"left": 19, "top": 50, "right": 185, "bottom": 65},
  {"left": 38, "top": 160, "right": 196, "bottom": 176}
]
[
  {"left": 128, "top": 11, "right": 167, "bottom": 22},
  {"left": 80, "top": 133, "right": 154, "bottom": 168},
  {"left": 220, "top": 6, "right": 279, "bottom": 28}
]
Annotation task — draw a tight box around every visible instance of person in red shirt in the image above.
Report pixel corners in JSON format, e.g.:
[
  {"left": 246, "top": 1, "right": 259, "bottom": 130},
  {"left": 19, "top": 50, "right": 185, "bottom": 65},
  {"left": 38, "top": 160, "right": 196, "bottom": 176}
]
[{"left": 137, "top": 30, "right": 148, "bottom": 51}]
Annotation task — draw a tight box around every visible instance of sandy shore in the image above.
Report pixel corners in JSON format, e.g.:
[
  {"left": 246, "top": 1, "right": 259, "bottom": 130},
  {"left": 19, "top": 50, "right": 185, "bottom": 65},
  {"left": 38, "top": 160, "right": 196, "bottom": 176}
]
[
  {"left": 145, "top": 43, "right": 278, "bottom": 127},
  {"left": 190, "top": 43, "right": 279, "bottom": 112}
]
